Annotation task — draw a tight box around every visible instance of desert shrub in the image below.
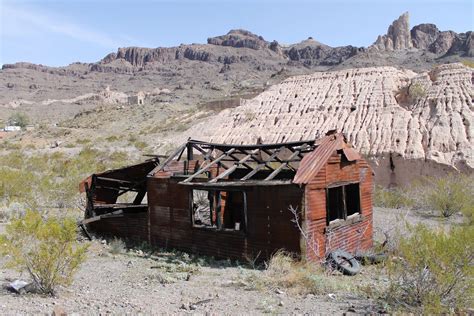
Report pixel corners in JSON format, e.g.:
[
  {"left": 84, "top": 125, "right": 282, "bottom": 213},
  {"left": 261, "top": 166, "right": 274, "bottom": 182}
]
[
  {"left": 408, "top": 82, "right": 426, "bottom": 102},
  {"left": 0, "top": 147, "right": 141, "bottom": 212},
  {"left": 373, "top": 186, "right": 413, "bottom": 209},
  {"left": 0, "top": 202, "right": 24, "bottom": 222},
  {"left": 109, "top": 237, "right": 126, "bottom": 255},
  {"left": 461, "top": 59, "right": 474, "bottom": 68},
  {"left": 132, "top": 140, "right": 148, "bottom": 150},
  {"left": 423, "top": 175, "right": 473, "bottom": 218},
  {"left": 385, "top": 224, "right": 473, "bottom": 313},
  {"left": 75, "top": 138, "right": 91, "bottom": 145},
  {"left": 105, "top": 135, "right": 119, "bottom": 142},
  {"left": 8, "top": 112, "right": 29, "bottom": 128},
  {"left": 239, "top": 251, "right": 348, "bottom": 295},
  {"left": 0, "top": 210, "right": 88, "bottom": 295}
]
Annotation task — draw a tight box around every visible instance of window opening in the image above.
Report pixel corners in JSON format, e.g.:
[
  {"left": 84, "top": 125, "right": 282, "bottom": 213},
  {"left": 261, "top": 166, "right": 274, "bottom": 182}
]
[
  {"left": 327, "top": 183, "right": 360, "bottom": 224},
  {"left": 191, "top": 189, "right": 246, "bottom": 231}
]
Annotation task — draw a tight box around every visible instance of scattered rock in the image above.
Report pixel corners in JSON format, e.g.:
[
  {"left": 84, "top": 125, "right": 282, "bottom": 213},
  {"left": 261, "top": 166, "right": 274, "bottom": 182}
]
[{"left": 52, "top": 306, "right": 67, "bottom": 316}]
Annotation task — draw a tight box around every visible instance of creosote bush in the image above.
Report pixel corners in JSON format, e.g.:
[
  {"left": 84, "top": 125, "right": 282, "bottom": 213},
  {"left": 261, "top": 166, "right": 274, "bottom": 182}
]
[
  {"left": 385, "top": 224, "right": 473, "bottom": 313},
  {"left": 7, "top": 112, "right": 29, "bottom": 128},
  {"left": 0, "top": 210, "right": 89, "bottom": 295},
  {"left": 374, "top": 174, "right": 473, "bottom": 222},
  {"left": 0, "top": 147, "right": 138, "bottom": 212},
  {"left": 423, "top": 174, "right": 473, "bottom": 219}
]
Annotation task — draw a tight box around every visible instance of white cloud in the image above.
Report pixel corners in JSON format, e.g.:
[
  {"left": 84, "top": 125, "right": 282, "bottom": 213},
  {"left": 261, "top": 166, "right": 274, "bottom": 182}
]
[{"left": 1, "top": 3, "right": 122, "bottom": 49}]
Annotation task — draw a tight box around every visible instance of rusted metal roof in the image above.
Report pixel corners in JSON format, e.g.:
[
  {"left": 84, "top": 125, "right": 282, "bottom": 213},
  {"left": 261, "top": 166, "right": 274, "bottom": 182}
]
[
  {"left": 82, "top": 133, "right": 363, "bottom": 191},
  {"left": 79, "top": 159, "right": 158, "bottom": 193},
  {"left": 342, "top": 147, "right": 361, "bottom": 161},
  {"left": 293, "top": 133, "right": 344, "bottom": 184}
]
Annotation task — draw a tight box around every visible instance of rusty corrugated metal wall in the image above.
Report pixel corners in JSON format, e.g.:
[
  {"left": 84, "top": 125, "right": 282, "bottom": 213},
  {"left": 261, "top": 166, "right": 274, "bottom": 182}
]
[
  {"left": 147, "top": 172, "right": 304, "bottom": 261},
  {"left": 303, "top": 152, "right": 373, "bottom": 261}
]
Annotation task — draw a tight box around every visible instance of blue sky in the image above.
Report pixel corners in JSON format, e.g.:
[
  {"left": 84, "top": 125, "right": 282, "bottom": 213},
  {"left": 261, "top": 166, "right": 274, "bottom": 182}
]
[{"left": 1, "top": 0, "right": 473, "bottom": 67}]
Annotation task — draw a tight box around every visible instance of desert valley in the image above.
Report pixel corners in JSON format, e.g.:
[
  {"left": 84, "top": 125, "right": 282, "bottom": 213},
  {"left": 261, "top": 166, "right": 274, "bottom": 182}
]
[{"left": 0, "top": 10, "right": 473, "bottom": 315}]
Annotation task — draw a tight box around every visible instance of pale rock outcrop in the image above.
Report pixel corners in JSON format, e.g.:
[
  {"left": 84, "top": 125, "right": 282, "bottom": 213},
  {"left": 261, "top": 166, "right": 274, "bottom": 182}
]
[
  {"left": 186, "top": 63, "right": 473, "bottom": 185},
  {"left": 374, "top": 12, "right": 413, "bottom": 51}
]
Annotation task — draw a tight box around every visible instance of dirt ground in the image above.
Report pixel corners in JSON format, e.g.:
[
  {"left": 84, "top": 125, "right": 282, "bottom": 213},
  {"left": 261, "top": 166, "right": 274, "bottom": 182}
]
[{"left": 0, "top": 207, "right": 459, "bottom": 315}]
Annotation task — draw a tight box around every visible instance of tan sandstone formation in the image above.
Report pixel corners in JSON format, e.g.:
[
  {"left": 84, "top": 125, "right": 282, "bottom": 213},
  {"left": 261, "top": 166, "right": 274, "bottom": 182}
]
[{"left": 186, "top": 63, "right": 473, "bottom": 186}]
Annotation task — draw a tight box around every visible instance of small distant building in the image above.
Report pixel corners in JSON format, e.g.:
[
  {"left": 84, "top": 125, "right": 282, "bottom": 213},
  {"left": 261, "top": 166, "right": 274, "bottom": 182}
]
[
  {"left": 128, "top": 91, "right": 146, "bottom": 105},
  {"left": 4, "top": 126, "right": 21, "bottom": 132}
]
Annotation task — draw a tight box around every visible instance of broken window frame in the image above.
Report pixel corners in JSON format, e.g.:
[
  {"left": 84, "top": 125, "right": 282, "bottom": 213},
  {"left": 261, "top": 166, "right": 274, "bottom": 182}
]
[
  {"left": 189, "top": 188, "right": 247, "bottom": 233},
  {"left": 326, "top": 182, "right": 361, "bottom": 225}
]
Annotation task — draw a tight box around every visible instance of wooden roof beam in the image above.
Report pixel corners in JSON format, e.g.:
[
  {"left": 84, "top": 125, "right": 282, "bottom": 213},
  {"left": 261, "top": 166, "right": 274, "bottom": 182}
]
[
  {"left": 209, "top": 149, "right": 258, "bottom": 183},
  {"left": 241, "top": 146, "right": 285, "bottom": 180},
  {"left": 182, "top": 148, "right": 236, "bottom": 183},
  {"left": 264, "top": 150, "right": 301, "bottom": 181}
]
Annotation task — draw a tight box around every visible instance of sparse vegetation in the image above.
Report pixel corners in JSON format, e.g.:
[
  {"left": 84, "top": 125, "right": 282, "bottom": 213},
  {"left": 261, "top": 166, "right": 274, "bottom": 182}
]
[
  {"left": 384, "top": 224, "right": 473, "bottom": 313},
  {"left": 374, "top": 186, "right": 414, "bottom": 209},
  {"left": 374, "top": 174, "right": 473, "bottom": 222},
  {"left": 0, "top": 147, "right": 137, "bottom": 212},
  {"left": 234, "top": 251, "right": 349, "bottom": 295},
  {"left": 423, "top": 174, "right": 473, "bottom": 219},
  {"left": 0, "top": 210, "right": 89, "bottom": 295},
  {"left": 105, "top": 135, "right": 120, "bottom": 142},
  {"left": 7, "top": 112, "right": 29, "bottom": 128},
  {"left": 109, "top": 238, "right": 126, "bottom": 255},
  {"left": 408, "top": 82, "right": 426, "bottom": 102},
  {"left": 461, "top": 59, "right": 474, "bottom": 68}
]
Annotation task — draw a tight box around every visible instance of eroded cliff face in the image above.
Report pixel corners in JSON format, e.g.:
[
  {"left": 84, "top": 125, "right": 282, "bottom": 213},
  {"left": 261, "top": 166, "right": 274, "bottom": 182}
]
[{"left": 187, "top": 63, "right": 473, "bottom": 186}]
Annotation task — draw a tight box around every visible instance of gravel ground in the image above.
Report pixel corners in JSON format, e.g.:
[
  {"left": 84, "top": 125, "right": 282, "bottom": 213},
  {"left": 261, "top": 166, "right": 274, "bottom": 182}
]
[
  {"left": 0, "top": 246, "right": 376, "bottom": 315},
  {"left": 0, "top": 207, "right": 459, "bottom": 315}
]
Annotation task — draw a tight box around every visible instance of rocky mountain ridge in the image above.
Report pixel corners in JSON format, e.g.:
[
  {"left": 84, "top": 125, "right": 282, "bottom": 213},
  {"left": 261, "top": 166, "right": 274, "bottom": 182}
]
[
  {"left": 373, "top": 12, "right": 473, "bottom": 56},
  {"left": 2, "top": 12, "right": 472, "bottom": 75}
]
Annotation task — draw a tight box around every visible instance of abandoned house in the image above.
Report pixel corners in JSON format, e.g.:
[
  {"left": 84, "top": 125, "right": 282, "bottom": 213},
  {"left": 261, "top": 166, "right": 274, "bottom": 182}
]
[
  {"left": 128, "top": 91, "right": 145, "bottom": 105},
  {"left": 80, "top": 132, "right": 373, "bottom": 261}
]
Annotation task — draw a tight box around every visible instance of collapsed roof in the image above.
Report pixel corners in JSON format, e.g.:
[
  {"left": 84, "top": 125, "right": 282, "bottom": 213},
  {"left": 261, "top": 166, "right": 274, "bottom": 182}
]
[{"left": 148, "top": 132, "right": 360, "bottom": 186}]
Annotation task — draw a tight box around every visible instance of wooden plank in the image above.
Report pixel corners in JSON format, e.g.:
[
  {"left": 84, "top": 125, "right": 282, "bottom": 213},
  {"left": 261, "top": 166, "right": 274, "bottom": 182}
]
[
  {"left": 182, "top": 148, "right": 236, "bottom": 183},
  {"left": 180, "top": 180, "right": 293, "bottom": 187},
  {"left": 264, "top": 150, "right": 301, "bottom": 180},
  {"left": 240, "top": 147, "right": 285, "bottom": 180},
  {"left": 209, "top": 149, "right": 258, "bottom": 183},
  {"left": 192, "top": 145, "right": 229, "bottom": 170},
  {"left": 228, "top": 151, "right": 254, "bottom": 170},
  {"left": 133, "top": 190, "right": 146, "bottom": 205},
  {"left": 96, "top": 177, "right": 136, "bottom": 185},
  {"left": 147, "top": 142, "right": 188, "bottom": 177}
]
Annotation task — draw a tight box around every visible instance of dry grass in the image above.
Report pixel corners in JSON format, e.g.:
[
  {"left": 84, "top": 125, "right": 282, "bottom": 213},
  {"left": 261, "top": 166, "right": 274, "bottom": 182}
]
[
  {"left": 234, "top": 251, "right": 352, "bottom": 295},
  {"left": 108, "top": 238, "right": 126, "bottom": 255}
]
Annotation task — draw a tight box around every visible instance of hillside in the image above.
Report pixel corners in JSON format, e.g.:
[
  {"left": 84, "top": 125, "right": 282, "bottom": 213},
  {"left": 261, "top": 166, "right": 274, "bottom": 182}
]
[
  {"left": 0, "top": 12, "right": 472, "bottom": 186},
  {"left": 0, "top": 12, "right": 472, "bottom": 125},
  {"left": 182, "top": 63, "right": 474, "bottom": 186}
]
